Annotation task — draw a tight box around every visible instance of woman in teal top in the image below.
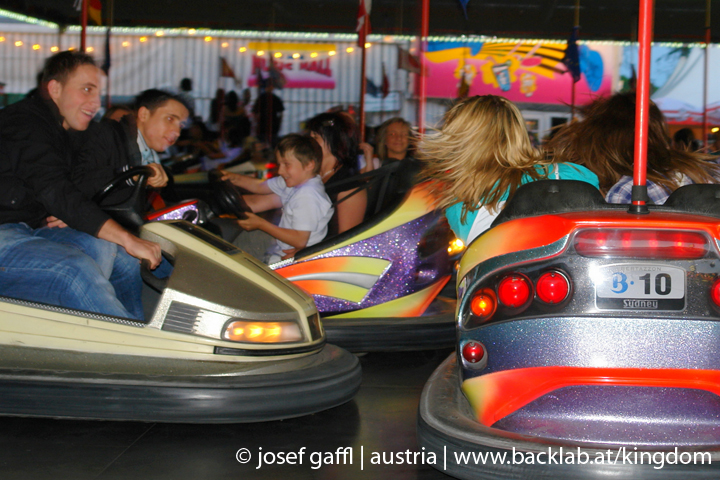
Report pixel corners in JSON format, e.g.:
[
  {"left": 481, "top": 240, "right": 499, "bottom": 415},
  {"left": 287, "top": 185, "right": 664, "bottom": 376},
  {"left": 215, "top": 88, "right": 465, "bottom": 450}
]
[{"left": 418, "top": 95, "right": 599, "bottom": 245}]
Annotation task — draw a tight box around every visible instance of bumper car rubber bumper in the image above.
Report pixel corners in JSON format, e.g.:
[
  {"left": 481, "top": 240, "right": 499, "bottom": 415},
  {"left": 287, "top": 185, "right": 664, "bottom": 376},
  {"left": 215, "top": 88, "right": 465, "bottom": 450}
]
[
  {"left": 0, "top": 343, "right": 361, "bottom": 423},
  {"left": 417, "top": 354, "right": 720, "bottom": 480},
  {"left": 323, "top": 297, "right": 456, "bottom": 352}
]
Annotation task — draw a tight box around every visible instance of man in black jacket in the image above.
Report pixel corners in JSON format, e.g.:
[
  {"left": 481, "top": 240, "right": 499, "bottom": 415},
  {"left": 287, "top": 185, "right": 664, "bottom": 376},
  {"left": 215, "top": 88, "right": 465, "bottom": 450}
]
[
  {"left": 0, "top": 51, "right": 161, "bottom": 320},
  {"left": 71, "top": 89, "right": 188, "bottom": 202}
]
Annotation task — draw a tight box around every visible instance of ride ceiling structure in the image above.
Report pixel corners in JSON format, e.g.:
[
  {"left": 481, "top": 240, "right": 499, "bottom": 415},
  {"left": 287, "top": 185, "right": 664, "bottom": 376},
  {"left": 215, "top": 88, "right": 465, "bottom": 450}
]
[{"left": 0, "top": 0, "right": 717, "bottom": 43}]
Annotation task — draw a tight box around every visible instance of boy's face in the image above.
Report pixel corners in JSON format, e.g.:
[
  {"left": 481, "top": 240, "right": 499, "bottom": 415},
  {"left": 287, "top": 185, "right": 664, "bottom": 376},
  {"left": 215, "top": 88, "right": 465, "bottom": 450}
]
[
  {"left": 137, "top": 99, "right": 189, "bottom": 152},
  {"left": 48, "top": 64, "right": 101, "bottom": 131},
  {"left": 277, "top": 150, "right": 316, "bottom": 188}
]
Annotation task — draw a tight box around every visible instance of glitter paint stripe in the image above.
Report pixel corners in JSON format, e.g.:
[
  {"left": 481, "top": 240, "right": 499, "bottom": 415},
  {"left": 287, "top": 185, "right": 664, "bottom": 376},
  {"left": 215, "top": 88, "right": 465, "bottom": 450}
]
[
  {"left": 292, "top": 280, "right": 369, "bottom": 303},
  {"left": 276, "top": 256, "right": 390, "bottom": 278}
]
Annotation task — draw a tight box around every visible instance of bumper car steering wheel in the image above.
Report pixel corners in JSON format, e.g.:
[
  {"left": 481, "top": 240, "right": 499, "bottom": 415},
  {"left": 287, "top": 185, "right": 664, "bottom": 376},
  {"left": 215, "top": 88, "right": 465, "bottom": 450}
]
[
  {"left": 93, "top": 165, "right": 154, "bottom": 231},
  {"left": 208, "top": 169, "right": 252, "bottom": 220}
]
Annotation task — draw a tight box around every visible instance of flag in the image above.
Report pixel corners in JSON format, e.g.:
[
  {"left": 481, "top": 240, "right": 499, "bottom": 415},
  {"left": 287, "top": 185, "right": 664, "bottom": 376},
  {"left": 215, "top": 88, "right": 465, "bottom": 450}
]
[
  {"left": 365, "top": 77, "right": 381, "bottom": 97},
  {"left": 101, "top": 27, "right": 111, "bottom": 74},
  {"left": 74, "top": 0, "right": 102, "bottom": 26},
  {"left": 356, "top": 0, "right": 372, "bottom": 47},
  {"left": 89, "top": 0, "right": 102, "bottom": 25},
  {"left": 562, "top": 26, "right": 581, "bottom": 83},
  {"left": 458, "top": 0, "right": 470, "bottom": 19},
  {"left": 397, "top": 46, "right": 421, "bottom": 74},
  {"left": 381, "top": 63, "right": 389, "bottom": 98},
  {"left": 220, "top": 57, "right": 237, "bottom": 80}
]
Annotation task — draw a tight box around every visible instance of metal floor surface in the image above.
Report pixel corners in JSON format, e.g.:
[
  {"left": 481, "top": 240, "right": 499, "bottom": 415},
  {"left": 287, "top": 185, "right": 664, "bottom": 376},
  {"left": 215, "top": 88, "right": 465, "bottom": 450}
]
[{"left": 0, "top": 349, "right": 455, "bottom": 480}]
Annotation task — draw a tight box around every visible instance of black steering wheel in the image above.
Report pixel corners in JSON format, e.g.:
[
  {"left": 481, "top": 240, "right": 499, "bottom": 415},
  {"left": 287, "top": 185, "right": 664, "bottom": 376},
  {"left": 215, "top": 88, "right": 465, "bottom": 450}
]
[
  {"left": 93, "top": 165, "right": 154, "bottom": 231},
  {"left": 208, "top": 169, "right": 251, "bottom": 220}
]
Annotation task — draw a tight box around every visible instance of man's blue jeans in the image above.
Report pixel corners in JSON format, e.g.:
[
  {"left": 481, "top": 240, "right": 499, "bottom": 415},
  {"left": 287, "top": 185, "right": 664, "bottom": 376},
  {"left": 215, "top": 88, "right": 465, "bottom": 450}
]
[{"left": 0, "top": 223, "right": 143, "bottom": 320}]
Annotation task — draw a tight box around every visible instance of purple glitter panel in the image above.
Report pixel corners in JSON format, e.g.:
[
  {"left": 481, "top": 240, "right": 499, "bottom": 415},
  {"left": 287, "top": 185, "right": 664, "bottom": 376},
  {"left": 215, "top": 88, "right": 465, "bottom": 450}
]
[
  {"left": 151, "top": 204, "right": 200, "bottom": 224},
  {"left": 309, "top": 211, "right": 452, "bottom": 313}
]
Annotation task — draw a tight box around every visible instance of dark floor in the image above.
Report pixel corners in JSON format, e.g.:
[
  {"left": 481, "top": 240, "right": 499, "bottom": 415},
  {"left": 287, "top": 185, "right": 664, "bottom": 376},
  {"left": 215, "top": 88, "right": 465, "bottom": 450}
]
[{"left": 0, "top": 349, "right": 455, "bottom": 480}]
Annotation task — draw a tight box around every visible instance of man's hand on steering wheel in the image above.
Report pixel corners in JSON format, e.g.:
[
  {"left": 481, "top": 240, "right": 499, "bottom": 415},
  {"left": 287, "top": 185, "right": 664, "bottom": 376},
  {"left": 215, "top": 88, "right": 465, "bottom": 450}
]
[{"left": 146, "top": 163, "right": 169, "bottom": 188}]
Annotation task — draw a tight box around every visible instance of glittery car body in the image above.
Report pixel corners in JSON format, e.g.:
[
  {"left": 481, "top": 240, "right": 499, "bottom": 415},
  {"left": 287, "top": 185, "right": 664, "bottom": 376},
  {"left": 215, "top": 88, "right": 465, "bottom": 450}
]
[
  {"left": 270, "top": 181, "right": 457, "bottom": 352},
  {"left": 418, "top": 181, "right": 720, "bottom": 479}
]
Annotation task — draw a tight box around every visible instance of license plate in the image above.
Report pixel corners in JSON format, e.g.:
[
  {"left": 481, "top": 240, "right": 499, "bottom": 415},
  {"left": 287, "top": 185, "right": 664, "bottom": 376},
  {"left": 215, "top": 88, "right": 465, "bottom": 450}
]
[{"left": 594, "top": 264, "right": 685, "bottom": 311}]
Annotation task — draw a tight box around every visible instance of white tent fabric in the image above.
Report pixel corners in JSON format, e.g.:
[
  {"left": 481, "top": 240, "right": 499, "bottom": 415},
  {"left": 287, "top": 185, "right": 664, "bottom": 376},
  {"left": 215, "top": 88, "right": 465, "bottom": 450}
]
[{"left": 653, "top": 47, "right": 720, "bottom": 123}]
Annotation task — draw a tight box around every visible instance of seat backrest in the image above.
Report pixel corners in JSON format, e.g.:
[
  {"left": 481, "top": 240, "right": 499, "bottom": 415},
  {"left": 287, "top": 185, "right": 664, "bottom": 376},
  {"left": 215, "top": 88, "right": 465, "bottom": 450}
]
[
  {"left": 661, "top": 184, "right": 720, "bottom": 218},
  {"left": 491, "top": 180, "right": 610, "bottom": 228}
]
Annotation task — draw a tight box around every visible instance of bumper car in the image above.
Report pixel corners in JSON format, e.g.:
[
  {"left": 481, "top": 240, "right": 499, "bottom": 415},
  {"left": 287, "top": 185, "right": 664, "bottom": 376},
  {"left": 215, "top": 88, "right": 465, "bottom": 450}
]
[
  {"left": 0, "top": 168, "right": 361, "bottom": 423},
  {"left": 152, "top": 160, "right": 461, "bottom": 352},
  {"left": 419, "top": 180, "right": 720, "bottom": 478},
  {"left": 418, "top": 2, "right": 720, "bottom": 475}
]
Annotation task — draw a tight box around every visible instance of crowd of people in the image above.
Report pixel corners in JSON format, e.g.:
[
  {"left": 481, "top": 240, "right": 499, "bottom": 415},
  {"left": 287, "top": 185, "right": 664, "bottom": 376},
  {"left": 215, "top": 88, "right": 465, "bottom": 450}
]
[{"left": 1, "top": 48, "right": 718, "bottom": 321}]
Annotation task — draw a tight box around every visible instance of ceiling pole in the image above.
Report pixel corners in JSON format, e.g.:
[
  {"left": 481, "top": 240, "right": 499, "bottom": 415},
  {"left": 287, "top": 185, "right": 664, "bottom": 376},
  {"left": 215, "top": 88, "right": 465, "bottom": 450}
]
[
  {"left": 106, "top": 0, "right": 114, "bottom": 109},
  {"left": 418, "top": 0, "right": 429, "bottom": 134},
  {"left": 80, "top": 0, "right": 88, "bottom": 51},
  {"left": 570, "top": 0, "right": 579, "bottom": 120},
  {"left": 703, "top": 0, "right": 711, "bottom": 150},
  {"left": 630, "top": 0, "right": 653, "bottom": 214},
  {"left": 359, "top": 19, "right": 369, "bottom": 142}
]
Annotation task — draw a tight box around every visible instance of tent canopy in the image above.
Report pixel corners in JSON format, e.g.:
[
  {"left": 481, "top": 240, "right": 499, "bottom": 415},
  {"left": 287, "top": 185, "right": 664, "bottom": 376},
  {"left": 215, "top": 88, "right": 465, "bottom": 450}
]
[{"left": 0, "top": 0, "right": 717, "bottom": 43}]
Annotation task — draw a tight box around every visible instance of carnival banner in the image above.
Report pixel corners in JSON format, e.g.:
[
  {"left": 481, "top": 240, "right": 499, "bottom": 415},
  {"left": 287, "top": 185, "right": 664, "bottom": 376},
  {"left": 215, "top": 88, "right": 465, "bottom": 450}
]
[
  {"left": 247, "top": 42, "right": 336, "bottom": 89},
  {"left": 422, "top": 40, "right": 616, "bottom": 104}
]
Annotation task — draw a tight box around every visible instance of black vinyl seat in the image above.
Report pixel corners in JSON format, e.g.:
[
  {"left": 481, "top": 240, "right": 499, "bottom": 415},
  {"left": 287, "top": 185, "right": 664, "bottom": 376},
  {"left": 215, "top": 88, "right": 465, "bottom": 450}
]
[
  {"left": 661, "top": 183, "right": 720, "bottom": 218},
  {"left": 491, "top": 180, "right": 720, "bottom": 231},
  {"left": 491, "top": 180, "right": 612, "bottom": 228}
]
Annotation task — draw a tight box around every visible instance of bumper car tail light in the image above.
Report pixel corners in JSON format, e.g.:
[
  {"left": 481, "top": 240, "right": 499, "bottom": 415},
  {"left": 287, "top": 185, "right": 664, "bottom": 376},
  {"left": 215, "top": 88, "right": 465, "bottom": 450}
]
[
  {"left": 462, "top": 341, "right": 485, "bottom": 364},
  {"left": 470, "top": 288, "right": 496, "bottom": 320},
  {"left": 497, "top": 274, "right": 532, "bottom": 308},
  {"left": 223, "top": 320, "right": 304, "bottom": 343},
  {"left": 711, "top": 279, "right": 720, "bottom": 308},
  {"left": 574, "top": 229, "right": 708, "bottom": 259},
  {"left": 536, "top": 271, "right": 570, "bottom": 304}
]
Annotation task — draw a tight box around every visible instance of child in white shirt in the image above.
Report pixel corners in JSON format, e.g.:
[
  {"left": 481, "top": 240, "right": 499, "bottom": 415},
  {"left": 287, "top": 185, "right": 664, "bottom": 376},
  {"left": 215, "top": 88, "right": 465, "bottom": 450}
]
[{"left": 221, "top": 134, "right": 333, "bottom": 264}]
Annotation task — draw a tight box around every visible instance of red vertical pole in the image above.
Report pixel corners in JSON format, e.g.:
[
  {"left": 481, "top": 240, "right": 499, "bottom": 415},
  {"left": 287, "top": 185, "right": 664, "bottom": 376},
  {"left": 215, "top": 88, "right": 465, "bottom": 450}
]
[
  {"left": 571, "top": 0, "right": 579, "bottom": 120},
  {"left": 703, "top": 0, "right": 711, "bottom": 149},
  {"left": 359, "top": 20, "right": 369, "bottom": 143},
  {"left": 418, "top": 0, "right": 429, "bottom": 134},
  {"left": 631, "top": 0, "right": 653, "bottom": 213},
  {"left": 80, "top": 0, "right": 88, "bottom": 52}
]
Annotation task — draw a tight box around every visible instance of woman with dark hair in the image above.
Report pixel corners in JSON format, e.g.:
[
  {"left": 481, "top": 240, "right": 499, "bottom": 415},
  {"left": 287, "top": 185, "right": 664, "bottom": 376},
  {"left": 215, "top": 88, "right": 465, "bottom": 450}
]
[
  {"left": 306, "top": 111, "right": 367, "bottom": 234},
  {"left": 546, "top": 92, "right": 720, "bottom": 204}
]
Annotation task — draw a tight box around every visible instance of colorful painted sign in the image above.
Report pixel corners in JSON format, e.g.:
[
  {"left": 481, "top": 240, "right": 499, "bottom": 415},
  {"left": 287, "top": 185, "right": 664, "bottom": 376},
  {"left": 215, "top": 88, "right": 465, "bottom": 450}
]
[
  {"left": 423, "top": 41, "right": 616, "bottom": 104},
  {"left": 247, "top": 42, "right": 336, "bottom": 89}
]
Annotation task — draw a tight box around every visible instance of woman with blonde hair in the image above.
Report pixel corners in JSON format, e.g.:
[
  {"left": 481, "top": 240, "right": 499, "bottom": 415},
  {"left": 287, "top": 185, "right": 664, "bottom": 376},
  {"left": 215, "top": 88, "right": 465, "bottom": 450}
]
[
  {"left": 546, "top": 92, "right": 719, "bottom": 204},
  {"left": 418, "top": 95, "right": 598, "bottom": 244},
  {"left": 359, "top": 117, "right": 413, "bottom": 173}
]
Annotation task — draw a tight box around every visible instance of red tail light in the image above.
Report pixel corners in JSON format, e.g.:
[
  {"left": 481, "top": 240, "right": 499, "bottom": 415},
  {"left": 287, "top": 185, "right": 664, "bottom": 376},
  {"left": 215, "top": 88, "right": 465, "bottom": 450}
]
[
  {"left": 497, "top": 274, "right": 532, "bottom": 308},
  {"left": 536, "top": 271, "right": 570, "bottom": 304},
  {"left": 462, "top": 341, "right": 485, "bottom": 364},
  {"left": 470, "top": 288, "right": 496, "bottom": 320},
  {"left": 574, "top": 229, "right": 708, "bottom": 259},
  {"left": 711, "top": 279, "right": 720, "bottom": 308}
]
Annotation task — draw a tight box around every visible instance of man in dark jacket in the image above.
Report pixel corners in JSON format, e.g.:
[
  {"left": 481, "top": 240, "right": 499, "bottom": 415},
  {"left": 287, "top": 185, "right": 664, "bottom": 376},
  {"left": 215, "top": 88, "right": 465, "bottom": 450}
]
[
  {"left": 71, "top": 89, "right": 188, "bottom": 202},
  {"left": 0, "top": 50, "right": 161, "bottom": 320}
]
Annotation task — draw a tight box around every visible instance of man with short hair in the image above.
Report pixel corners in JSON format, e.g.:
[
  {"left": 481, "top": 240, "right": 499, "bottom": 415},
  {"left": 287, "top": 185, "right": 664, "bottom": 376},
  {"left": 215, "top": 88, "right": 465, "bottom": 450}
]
[
  {"left": 0, "top": 50, "right": 162, "bottom": 320},
  {"left": 71, "top": 88, "right": 189, "bottom": 201}
]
